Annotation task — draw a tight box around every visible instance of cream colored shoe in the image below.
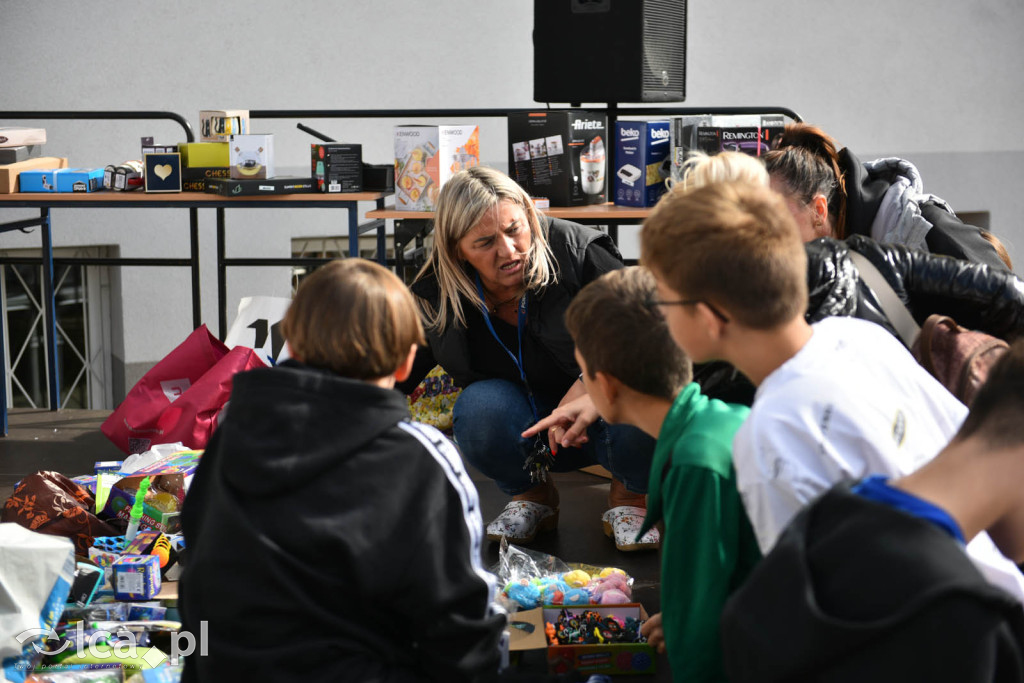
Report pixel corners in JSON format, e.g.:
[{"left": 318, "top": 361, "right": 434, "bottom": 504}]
[
  {"left": 485, "top": 500, "right": 559, "bottom": 544},
  {"left": 602, "top": 505, "right": 660, "bottom": 552}
]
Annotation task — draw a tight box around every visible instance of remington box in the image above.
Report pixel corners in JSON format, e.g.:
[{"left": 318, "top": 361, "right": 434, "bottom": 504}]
[
  {"left": 0, "top": 156, "right": 68, "bottom": 193},
  {"left": 393, "top": 125, "right": 479, "bottom": 211},
  {"left": 312, "top": 142, "right": 362, "bottom": 193},
  {"left": 508, "top": 111, "right": 606, "bottom": 206},
  {"left": 614, "top": 120, "right": 670, "bottom": 207},
  {"left": 229, "top": 134, "right": 274, "bottom": 180}
]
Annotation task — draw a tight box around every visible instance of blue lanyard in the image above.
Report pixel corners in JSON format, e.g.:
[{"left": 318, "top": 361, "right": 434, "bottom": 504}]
[{"left": 476, "top": 274, "right": 540, "bottom": 421}]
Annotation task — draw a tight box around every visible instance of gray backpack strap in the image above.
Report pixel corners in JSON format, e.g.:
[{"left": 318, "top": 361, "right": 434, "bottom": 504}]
[{"left": 848, "top": 250, "right": 921, "bottom": 347}]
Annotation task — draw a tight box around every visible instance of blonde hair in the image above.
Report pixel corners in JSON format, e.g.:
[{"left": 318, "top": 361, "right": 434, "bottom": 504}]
[
  {"left": 413, "top": 166, "right": 557, "bottom": 331},
  {"left": 679, "top": 150, "right": 769, "bottom": 192},
  {"left": 641, "top": 181, "right": 808, "bottom": 329},
  {"left": 281, "top": 259, "right": 425, "bottom": 380}
]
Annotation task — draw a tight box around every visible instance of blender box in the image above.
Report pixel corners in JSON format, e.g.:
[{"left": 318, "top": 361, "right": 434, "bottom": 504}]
[
  {"left": 229, "top": 133, "right": 274, "bottom": 180},
  {"left": 614, "top": 120, "right": 670, "bottom": 207},
  {"left": 312, "top": 142, "right": 363, "bottom": 193},
  {"left": 508, "top": 111, "right": 607, "bottom": 207},
  {"left": 393, "top": 125, "right": 479, "bottom": 211}
]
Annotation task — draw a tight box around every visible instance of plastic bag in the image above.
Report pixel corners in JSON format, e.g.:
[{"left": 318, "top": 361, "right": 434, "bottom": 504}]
[
  {"left": 101, "top": 325, "right": 265, "bottom": 454},
  {"left": 492, "top": 538, "right": 633, "bottom": 610}
]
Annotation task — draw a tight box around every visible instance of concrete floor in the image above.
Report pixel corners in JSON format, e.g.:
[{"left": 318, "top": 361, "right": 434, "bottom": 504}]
[{"left": 0, "top": 408, "right": 669, "bottom": 682}]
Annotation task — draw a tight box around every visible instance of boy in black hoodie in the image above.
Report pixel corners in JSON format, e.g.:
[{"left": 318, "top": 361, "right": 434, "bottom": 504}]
[
  {"left": 721, "top": 340, "right": 1024, "bottom": 682},
  {"left": 180, "top": 259, "right": 505, "bottom": 682}
]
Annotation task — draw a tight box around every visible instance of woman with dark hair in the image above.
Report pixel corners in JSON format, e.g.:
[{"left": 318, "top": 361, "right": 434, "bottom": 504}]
[{"left": 765, "top": 123, "right": 1010, "bottom": 270}]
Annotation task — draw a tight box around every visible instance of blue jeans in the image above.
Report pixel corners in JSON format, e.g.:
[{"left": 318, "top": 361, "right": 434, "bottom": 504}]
[{"left": 452, "top": 379, "right": 655, "bottom": 496}]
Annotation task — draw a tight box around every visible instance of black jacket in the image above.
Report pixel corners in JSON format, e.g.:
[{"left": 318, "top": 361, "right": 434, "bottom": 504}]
[
  {"left": 808, "top": 234, "right": 1024, "bottom": 342},
  {"left": 403, "top": 217, "right": 622, "bottom": 392},
  {"left": 721, "top": 484, "right": 1024, "bottom": 683},
  {"left": 180, "top": 361, "right": 504, "bottom": 683},
  {"left": 840, "top": 148, "right": 1008, "bottom": 270}
]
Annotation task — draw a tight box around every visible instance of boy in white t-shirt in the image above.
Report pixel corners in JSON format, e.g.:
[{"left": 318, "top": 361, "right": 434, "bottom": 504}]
[{"left": 640, "top": 180, "right": 1024, "bottom": 599}]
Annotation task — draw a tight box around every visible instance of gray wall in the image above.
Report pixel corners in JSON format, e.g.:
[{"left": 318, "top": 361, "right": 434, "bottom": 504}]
[{"left": 2, "top": 0, "right": 1022, "bottom": 373}]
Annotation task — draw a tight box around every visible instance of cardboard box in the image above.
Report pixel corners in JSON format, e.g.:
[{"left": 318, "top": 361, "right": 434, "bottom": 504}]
[
  {"left": 199, "top": 109, "right": 249, "bottom": 142},
  {"left": 206, "top": 176, "right": 315, "bottom": 196},
  {"left": 0, "top": 127, "right": 46, "bottom": 147},
  {"left": 312, "top": 143, "right": 363, "bottom": 193},
  {"left": 393, "top": 125, "right": 479, "bottom": 211},
  {"left": 542, "top": 604, "right": 655, "bottom": 676},
  {"left": 668, "top": 115, "right": 712, "bottom": 186},
  {"left": 21, "top": 168, "right": 103, "bottom": 193},
  {"left": 102, "top": 449, "right": 201, "bottom": 534},
  {"left": 0, "top": 145, "right": 44, "bottom": 164},
  {"left": 614, "top": 120, "right": 670, "bottom": 207},
  {"left": 0, "top": 157, "right": 68, "bottom": 193},
  {"left": 113, "top": 555, "right": 162, "bottom": 601},
  {"left": 229, "top": 134, "right": 274, "bottom": 180},
  {"left": 179, "top": 142, "right": 230, "bottom": 168},
  {"left": 141, "top": 137, "right": 179, "bottom": 157},
  {"left": 508, "top": 111, "right": 607, "bottom": 206},
  {"left": 144, "top": 153, "right": 182, "bottom": 193}
]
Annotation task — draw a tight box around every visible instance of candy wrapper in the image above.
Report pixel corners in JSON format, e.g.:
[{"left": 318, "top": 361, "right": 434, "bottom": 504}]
[
  {"left": 493, "top": 539, "right": 634, "bottom": 611},
  {"left": 407, "top": 365, "right": 461, "bottom": 433}
]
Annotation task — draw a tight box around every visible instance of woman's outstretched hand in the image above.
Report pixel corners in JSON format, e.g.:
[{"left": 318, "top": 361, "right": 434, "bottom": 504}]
[{"left": 522, "top": 391, "right": 598, "bottom": 454}]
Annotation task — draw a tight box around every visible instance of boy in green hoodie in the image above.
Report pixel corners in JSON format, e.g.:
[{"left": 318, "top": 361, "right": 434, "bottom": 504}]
[{"left": 560, "top": 266, "right": 760, "bottom": 682}]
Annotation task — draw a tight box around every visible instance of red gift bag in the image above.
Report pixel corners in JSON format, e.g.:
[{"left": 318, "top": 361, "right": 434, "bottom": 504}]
[{"left": 101, "top": 325, "right": 265, "bottom": 454}]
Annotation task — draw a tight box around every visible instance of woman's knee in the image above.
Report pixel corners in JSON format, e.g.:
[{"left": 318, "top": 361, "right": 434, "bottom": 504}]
[{"left": 453, "top": 380, "right": 532, "bottom": 460}]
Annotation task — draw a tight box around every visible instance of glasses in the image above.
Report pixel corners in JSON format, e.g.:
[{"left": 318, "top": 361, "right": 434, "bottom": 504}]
[{"left": 647, "top": 298, "right": 730, "bottom": 323}]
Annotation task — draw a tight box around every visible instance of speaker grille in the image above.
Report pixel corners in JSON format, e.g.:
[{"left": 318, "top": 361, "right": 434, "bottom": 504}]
[{"left": 642, "top": 0, "right": 687, "bottom": 101}]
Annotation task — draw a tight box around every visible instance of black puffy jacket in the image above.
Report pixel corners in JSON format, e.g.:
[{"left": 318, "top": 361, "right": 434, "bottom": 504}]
[
  {"left": 808, "top": 234, "right": 1024, "bottom": 342},
  {"left": 697, "top": 235, "right": 1024, "bottom": 406}
]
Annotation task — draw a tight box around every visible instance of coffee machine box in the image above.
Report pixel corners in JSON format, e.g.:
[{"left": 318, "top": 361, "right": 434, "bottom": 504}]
[
  {"left": 393, "top": 125, "right": 479, "bottom": 211},
  {"left": 229, "top": 134, "right": 274, "bottom": 180},
  {"left": 508, "top": 111, "right": 607, "bottom": 207},
  {"left": 614, "top": 120, "right": 670, "bottom": 207}
]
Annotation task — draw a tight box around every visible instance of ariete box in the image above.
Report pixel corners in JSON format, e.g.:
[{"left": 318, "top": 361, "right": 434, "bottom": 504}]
[
  {"left": 508, "top": 111, "right": 607, "bottom": 207},
  {"left": 393, "top": 125, "right": 479, "bottom": 211},
  {"left": 614, "top": 120, "right": 670, "bottom": 207}
]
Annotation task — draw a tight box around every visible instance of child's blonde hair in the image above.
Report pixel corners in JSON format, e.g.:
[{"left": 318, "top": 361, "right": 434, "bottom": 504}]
[
  {"left": 642, "top": 181, "right": 808, "bottom": 329},
  {"left": 679, "top": 151, "right": 769, "bottom": 192},
  {"left": 281, "top": 259, "right": 424, "bottom": 379}
]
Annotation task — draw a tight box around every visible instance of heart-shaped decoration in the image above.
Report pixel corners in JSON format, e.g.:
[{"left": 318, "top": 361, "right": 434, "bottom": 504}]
[{"left": 154, "top": 164, "right": 173, "bottom": 180}]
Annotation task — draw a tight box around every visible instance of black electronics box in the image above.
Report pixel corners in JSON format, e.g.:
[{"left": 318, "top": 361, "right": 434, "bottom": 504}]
[
  {"left": 206, "top": 176, "right": 315, "bottom": 196},
  {"left": 312, "top": 143, "right": 362, "bottom": 193},
  {"left": 362, "top": 163, "right": 394, "bottom": 192},
  {"left": 508, "top": 110, "right": 607, "bottom": 206}
]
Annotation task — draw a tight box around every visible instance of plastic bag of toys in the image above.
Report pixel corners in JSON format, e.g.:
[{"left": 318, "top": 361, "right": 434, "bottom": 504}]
[{"left": 493, "top": 538, "right": 634, "bottom": 611}]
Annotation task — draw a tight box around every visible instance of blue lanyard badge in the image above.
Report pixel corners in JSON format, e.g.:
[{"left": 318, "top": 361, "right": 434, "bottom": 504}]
[{"left": 475, "top": 274, "right": 539, "bottom": 421}]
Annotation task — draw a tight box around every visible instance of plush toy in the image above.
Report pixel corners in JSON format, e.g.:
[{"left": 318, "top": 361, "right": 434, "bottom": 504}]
[
  {"left": 599, "top": 566, "right": 627, "bottom": 579},
  {"left": 599, "top": 588, "right": 630, "bottom": 605},
  {"left": 564, "top": 588, "right": 590, "bottom": 605},
  {"left": 562, "top": 569, "right": 591, "bottom": 588},
  {"left": 588, "top": 572, "right": 632, "bottom": 602},
  {"left": 504, "top": 579, "right": 542, "bottom": 609},
  {"left": 541, "top": 580, "right": 570, "bottom": 605}
]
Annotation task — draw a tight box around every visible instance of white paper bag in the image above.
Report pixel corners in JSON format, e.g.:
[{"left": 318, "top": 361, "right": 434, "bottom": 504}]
[{"left": 223, "top": 296, "right": 292, "bottom": 365}]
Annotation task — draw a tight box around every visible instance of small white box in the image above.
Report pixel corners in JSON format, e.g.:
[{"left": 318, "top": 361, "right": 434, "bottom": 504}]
[{"left": 229, "top": 134, "right": 274, "bottom": 180}]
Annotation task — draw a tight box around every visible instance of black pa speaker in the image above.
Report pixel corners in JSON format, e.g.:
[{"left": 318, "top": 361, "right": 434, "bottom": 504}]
[{"left": 533, "top": 0, "right": 687, "bottom": 104}]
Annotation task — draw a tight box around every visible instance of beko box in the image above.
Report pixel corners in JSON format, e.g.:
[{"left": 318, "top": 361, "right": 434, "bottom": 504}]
[{"left": 614, "top": 120, "right": 670, "bottom": 207}]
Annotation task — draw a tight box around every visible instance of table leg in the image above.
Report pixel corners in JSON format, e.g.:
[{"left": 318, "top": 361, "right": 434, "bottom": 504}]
[
  {"left": 40, "top": 208, "right": 60, "bottom": 411},
  {"left": 190, "top": 207, "right": 201, "bottom": 329},
  {"left": 348, "top": 206, "right": 359, "bottom": 261},
  {"left": 217, "top": 207, "right": 227, "bottom": 340}
]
